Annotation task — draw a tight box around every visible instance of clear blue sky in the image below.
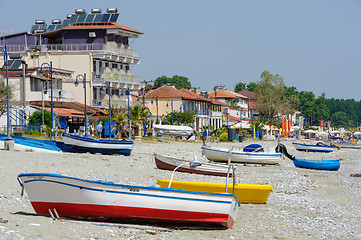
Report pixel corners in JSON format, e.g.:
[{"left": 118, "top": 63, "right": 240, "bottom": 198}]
[{"left": 1, "top": 0, "right": 360, "bottom": 100}]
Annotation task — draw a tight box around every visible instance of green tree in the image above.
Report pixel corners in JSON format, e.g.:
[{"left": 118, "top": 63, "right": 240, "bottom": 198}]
[
  {"left": 30, "top": 110, "right": 51, "bottom": 127},
  {"left": 153, "top": 75, "right": 192, "bottom": 89},
  {"left": 314, "top": 93, "right": 330, "bottom": 124},
  {"left": 331, "top": 111, "right": 349, "bottom": 128},
  {"left": 130, "top": 105, "right": 149, "bottom": 136},
  {"left": 234, "top": 82, "right": 247, "bottom": 92},
  {"left": 0, "top": 78, "right": 14, "bottom": 117},
  {"left": 162, "top": 110, "right": 195, "bottom": 126},
  {"left": 112, "top": 109, "right": 128, "bottom": 138},
  {"left": 247, "top": 82, "right": 258, "bottom": 92},
  {"left": 255, "top": 71, "right": 289, "bottom": 121}
]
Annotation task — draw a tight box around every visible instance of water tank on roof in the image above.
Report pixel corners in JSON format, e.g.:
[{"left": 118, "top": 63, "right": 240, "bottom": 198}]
[
  {"left": 91, "top": 8, "right": 102, "bottom": 14},
  {"left": 75, "top": 9, "right": 86, "bottom": 14},
  {"left": 35, "top": 20, "right": 45, "bottom": 25},
  {"left": 66, "top": 14, "right": 72, "bottom": 19},
  {"left": 106, "top": 8, "right": 118, "bottom": 13},
  {"left": 52, "top": 19, "right": 62, "bottom": 25}
]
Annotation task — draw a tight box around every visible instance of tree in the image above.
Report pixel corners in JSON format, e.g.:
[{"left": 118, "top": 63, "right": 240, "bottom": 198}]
[
  {"left": 30, "top": 110, "right": 51, "bottom": 127},
  {"left": 314, "top": 93, "right": 329, "bottom": 124},
  {"left": 234, "top": 82, "right": 246, "bottom": 93},
  {"left": 0, "top": 77, "right": 14, "bottom": 117},
  {"left": 112, "top": 109, "right": 128, "bottom": 138},
  {"left": 130, "top": 105, "right": 149, "bottom": 136},
  {"left": 331, "top": 111, "right": 349, "bottom": 128},
  {"left": 153, "top": 75, "right": 192, "bottom": 89},
  {"left": 255, "top": 71, "right": 289, "bottom": 121},
  {"left": 162, "top": 110, "right": 195, "bottom": 126},
  {"left": 247, "top": 82, "right": 258, "bottom": 92}
]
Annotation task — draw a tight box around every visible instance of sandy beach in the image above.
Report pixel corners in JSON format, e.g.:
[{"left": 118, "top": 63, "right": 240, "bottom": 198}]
[{"left": 0, "top": 139, "right": 360, "bottom": 239}]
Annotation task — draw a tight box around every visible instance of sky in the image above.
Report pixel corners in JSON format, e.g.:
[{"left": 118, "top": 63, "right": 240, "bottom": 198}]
[{"left": 0, "top": 0, "right": 360, "bottom": 100}]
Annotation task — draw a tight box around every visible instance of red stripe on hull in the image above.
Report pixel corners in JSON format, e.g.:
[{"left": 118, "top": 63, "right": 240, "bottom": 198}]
[
  {"left": 155, "top": 157, "right": 230, "bottom": 177},
  {"left": 31, "top": 202, "right": 234, "bottom": 228}
]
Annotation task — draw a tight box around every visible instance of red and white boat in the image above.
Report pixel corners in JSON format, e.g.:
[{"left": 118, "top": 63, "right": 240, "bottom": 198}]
[{"left": 17, "top": 173, "right": 239, "bottom": 228}]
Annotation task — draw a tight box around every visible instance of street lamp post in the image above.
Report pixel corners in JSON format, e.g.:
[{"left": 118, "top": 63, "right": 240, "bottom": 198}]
[
  {"left": 75, "top": 73, "right": 87, "bottom": 137},
  {"left": 39, "top": 61, "right": 54, "bottom": 141},
  {"left": 151, "top": 96, "right": 158, "bottom": 124},
  {"left": 0, "top": 45, "right": 12, "bottom": 141},
  {"left": 166, "top": 100, "right": 173, "bottom": 125},
  {"left": 121, "top": 88, "right": 131, "bottom": 140},
  {"left": 101, "top": 82, "right": 112, "bottom": 139}
]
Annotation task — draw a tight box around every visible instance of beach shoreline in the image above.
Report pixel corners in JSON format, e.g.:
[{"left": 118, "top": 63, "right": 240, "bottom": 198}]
[{"left": 0, "top": 139, "right": 360, "bottom": 239}]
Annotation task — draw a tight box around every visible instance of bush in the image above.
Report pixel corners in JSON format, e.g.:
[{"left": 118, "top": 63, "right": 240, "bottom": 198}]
[{"left": 219, "top": 132, "right": 228, "bottom": 142}]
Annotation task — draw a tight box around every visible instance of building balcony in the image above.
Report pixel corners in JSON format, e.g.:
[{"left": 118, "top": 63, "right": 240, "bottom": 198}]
[
  {"left": 2, "top": 43, "right": 139, "bottom": 60},
  {"left": 92, "top": 72, "right": 140, "bottom": 89},
  {"left": 210, "top": 111, "right": 222, "bottom": 118},
  {"left": 28, "top": 90, "right": 74, "bottom": 102}
]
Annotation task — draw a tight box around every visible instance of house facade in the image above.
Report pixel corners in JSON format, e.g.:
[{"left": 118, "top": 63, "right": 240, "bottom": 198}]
[{"left": 0, "top": 8, "right": 142, "bottom": 112}]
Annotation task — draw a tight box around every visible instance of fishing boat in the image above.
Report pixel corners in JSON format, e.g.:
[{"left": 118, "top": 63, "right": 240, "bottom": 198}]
[
  {"left": 17, "top": 173, "right": 238, "bottom": 229},
  {"left": 292, "top": 142, "right": 333, "bottom": 153},
  {"left": 157, "top": 180, "right": 274, "bottom": 204},
  {"left": 201, "top": 146, "right": 281, "bottom": 165},
  {"left": 293, "top": 158, "right": 340, "bottom": 171},
  {"left": 62, "top": 133, "right": 133, "bottom": 155},
  {"left": 153, "top": 124, "right": 194, "bottom": 138},
  {"left": 0, "top": 134, "right": 61, "bottom": 153},
  {"left": 154, "top": 153, "right": 233, "bottom": 177}
]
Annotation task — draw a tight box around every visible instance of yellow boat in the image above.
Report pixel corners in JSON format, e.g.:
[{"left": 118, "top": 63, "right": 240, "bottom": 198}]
[{"left": 157, "top": 179, "right": 274, "bottom": 204}]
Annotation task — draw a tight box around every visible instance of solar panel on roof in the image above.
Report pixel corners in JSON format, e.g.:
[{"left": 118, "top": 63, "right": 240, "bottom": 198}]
[
  {"left": 69, "top": 14, "right": 78, "bottom": 23},
  {"left": 61, "top": 19, "right": 70, "bottom": 27},
  {"left": 47, "top": 25, "right": 55, "bottom": 32},
  {"left": 31, "top": 25, "right": 40, "bottom": 32},
  {"left": 85, "top": 14, "right": 95, "bottom": 23},
  {"left": 11, "top": 60, "right": 22, "bottom": 69},
  {"left": 109, "top": 13, "right": 119, "bottom": 23},
  {"left": 93, "top": 14, "right": 103, "bottom": 22},
  {"left": 54, "top": 25, "right": 62, "bottom": 30},
  {"left": 39, "top": 24, "right": 47, "bottom": 30},
  {"left": 101, "top": 14, "right": 111, "bottom": 22},
  {"left": 77, "top": 14, "right": 86, "bottom": 23}
]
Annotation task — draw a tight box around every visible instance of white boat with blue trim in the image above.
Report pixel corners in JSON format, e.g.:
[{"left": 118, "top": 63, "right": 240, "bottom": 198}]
[
  {"left": 17, "top": 173, "right": 239, "bottom": 228},
  {"left": 202, "top": 145, "right": 281, "bottom": 165},
  {"left": 292, "top": 142, "right": 333, "bottom": 153},
  {"left": 62, "top": 133, "right": 133, "bottom": 155}
]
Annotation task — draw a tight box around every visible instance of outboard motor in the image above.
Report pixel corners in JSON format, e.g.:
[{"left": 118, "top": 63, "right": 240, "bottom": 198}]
[{"left": 275, "top": 143, "right": 295, "bottom": 160}]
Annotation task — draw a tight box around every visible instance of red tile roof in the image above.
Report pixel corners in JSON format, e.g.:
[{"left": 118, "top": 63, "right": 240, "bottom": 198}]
[
  {"left": 208, "top": 89, "right": 247, "bottom": 99},
  {"left": 145, "top": 85, "right": 184, "bottom": 99},
  {"left": 249, "top": 102, "right": 257, "bottom": 110},
  {"left": 238, "top": 90, "right": 256, "bottom": 100}
]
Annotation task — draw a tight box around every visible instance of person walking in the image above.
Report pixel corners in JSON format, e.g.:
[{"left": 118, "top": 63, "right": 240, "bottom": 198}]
[{"left": 96, "top": 122, "right": 103, "bottom": 138}]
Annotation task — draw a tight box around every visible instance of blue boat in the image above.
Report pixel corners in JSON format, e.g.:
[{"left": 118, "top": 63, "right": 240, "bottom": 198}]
[
  {"left": 293, "top": 158, "right": 340, "bottom": 171},
  {"left": 62, "top": 133, "right": 133, "bottom": 155},
  {"left": 0, "top": 134, "right": 61, "bottom": 153}
]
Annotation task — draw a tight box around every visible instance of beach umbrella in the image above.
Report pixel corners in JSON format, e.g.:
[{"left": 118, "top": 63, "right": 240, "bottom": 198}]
[
  {"left": 353, "top": 131, "right": 361, "bottom": 136},
  {"left": 331, "top": 130, "right": 341, "bottom": 134},
  {"left": 317, "top": 131, "right": 328, "bottom": 137}
]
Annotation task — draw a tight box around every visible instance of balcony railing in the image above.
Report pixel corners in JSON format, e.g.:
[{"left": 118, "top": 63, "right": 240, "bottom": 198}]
[
  {"left": 1, "top": 43, "right": 139, "bottom": 59},
  {"left": 92, "top": 72, "right": 140, "bottom": 86},
  {"left": 28, "top": 90, "right": 74, "bottom": 102}
]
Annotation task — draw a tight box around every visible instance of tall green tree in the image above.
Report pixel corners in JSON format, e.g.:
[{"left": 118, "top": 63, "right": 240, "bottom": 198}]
[
  {"left": 130, "top": 105, "right": 149, "bottom": 136},
  {"left": 153, "top": 75, "right": 192, "bottom": 89},
  {"left": 0, "top": 78, "right": 14, "bottom": 117},
  {"left": 255, "top": 71, "right": 289, "bottom": 121},
  {"left": 331, "top": 111, "right": 349, "bottom": 128},
  {"left": 234, "top": 82, "right": 247, "bottom": 93}
]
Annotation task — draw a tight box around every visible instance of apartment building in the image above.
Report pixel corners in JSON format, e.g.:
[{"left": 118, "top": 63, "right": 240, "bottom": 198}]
[{"left": 0, "top": 8, "right": 143, "bottom": 112}]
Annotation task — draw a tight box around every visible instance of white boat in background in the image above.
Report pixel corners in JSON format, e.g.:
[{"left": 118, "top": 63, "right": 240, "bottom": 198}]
[
  {"left": 17, "top": 173, "right": 239, "bottom": 229},
  {"left": 62, "top": 133, "right": 133, "bottom": 155},
  {"left": 292, "top": 142, "right": 333, "bottom": 153},
  {"left": 202, "top": 146, "right": 281, "bottom": 165},
  {"left": 153, "top": 124, "right": 194, "bottom": 138}
]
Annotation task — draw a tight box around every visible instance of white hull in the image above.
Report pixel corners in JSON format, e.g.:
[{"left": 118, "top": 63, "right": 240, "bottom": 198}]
[
  {"left": 18, "top": 173, "right": 238, "bottom": 228},
  {"left": 154, "top": 124, "right": 193, "bottom": 137},
  {"left": 202, "top": 146, "right": 281, "bottom": 165}
]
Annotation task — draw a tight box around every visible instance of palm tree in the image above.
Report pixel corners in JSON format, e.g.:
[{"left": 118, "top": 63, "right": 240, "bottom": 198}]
[
  {"left": 112, "top": 109, "right": 128, "bottom": 139},
  {"left": 130, "top": 105, "right": 149, "bottom": 137}
]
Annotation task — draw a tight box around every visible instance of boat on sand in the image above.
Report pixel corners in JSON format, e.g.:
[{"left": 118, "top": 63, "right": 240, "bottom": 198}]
[
  {"left": 154, "top": 153, "right": 233, "bottom": 177},
  {"left": 157, "top": 179, "right": 274, "bottom": 204},
  {"left": 17, "top": 173, "right": 239, "bottom": 229}
]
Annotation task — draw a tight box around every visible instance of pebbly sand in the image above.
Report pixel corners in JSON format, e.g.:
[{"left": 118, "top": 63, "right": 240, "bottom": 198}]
[{"left": 0, "top": 139, "right": 360, "bottom": 240}]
